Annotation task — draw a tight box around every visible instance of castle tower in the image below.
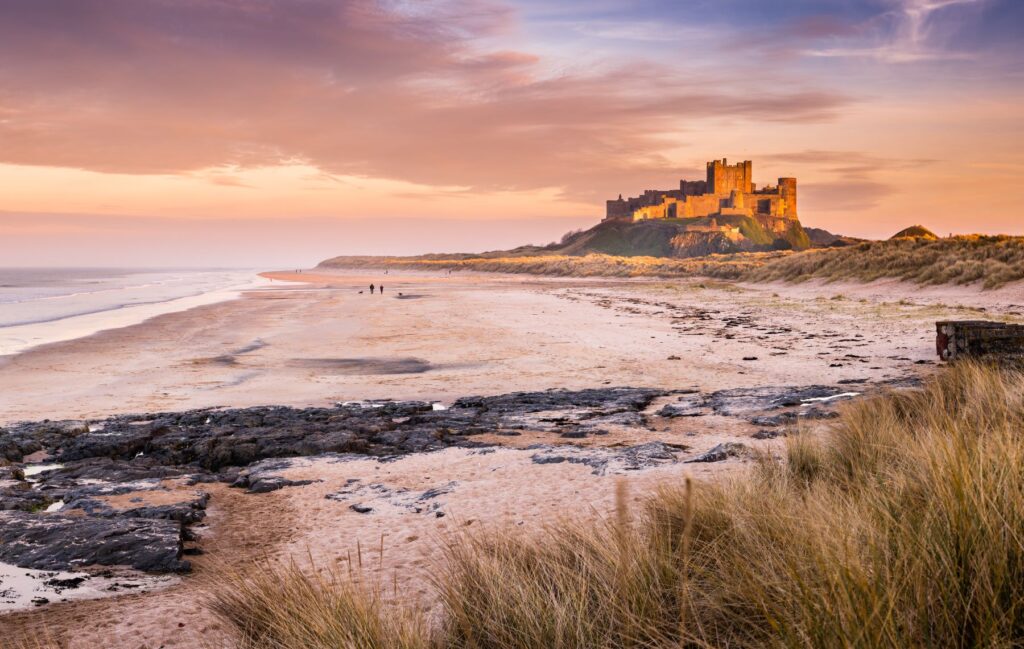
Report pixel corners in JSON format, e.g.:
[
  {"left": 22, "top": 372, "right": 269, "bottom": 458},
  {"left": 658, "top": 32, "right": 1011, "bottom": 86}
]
[
  {"left": 706, "top": 158, "right": 753, "bottom": 195},
  {"left": 778, "top": 177, "right": 797, "bottom": 218}
]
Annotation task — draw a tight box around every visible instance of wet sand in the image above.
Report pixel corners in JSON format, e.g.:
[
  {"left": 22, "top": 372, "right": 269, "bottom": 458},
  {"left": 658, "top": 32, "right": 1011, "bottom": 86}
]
[{"left": 3, "top": 269, "right": 1022, "bottom": 647}]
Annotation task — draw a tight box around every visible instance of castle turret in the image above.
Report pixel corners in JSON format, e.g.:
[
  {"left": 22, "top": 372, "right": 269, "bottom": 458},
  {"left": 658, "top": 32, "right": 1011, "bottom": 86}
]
[{"left": 778, "top": 177, "right": 797, "bottom": 218}]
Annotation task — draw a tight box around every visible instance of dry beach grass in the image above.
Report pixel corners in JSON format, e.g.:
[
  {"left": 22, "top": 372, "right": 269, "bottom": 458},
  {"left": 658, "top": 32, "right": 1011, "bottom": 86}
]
[
  {"left": 323, "top": 235, "right": 1024, "bottom": 289},
  {"left": 321, "top": 251, "right": 774, "bottom": 280},
  {"left": 211, "top": 361, "right": 1024, "bottom": 648},
  {"left": 750, "top": 235, "right": 1024, "bottom": 289}
]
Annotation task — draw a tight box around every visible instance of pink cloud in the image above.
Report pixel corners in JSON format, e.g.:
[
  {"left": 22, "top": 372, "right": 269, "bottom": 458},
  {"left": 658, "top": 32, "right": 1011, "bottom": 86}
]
[{"left": 0, "top": 0, "right": 850, "bottom": 201}]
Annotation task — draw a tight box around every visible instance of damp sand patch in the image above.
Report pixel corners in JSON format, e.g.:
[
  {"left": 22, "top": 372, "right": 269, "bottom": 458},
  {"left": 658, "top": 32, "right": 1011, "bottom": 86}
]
[
  {"left": 0, "top": 561, "right": 177, "bottom": 613},
  {"left": 191, "top": 338, "right": 268, "bottom": 367},
  {"left": 289, "top": 357, "right": 436, "bottom": 375}
]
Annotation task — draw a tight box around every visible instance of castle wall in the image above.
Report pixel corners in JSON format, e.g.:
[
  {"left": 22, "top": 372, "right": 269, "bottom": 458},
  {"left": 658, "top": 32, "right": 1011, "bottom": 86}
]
[
  {"left": 679, "top": 194, "right": 721, "bottom": 218},
  {"left": 608, "top": 159, "right": 798, "bottom": 223},
  {"left": 678, "top": 180, "right": 708, "bottom": 196}
]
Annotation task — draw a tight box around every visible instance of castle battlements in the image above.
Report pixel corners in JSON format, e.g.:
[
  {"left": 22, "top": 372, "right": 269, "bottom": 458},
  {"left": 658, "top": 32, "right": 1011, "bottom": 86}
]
[{"left": 604, "top": 159, "right": 798, "bottom": 235}]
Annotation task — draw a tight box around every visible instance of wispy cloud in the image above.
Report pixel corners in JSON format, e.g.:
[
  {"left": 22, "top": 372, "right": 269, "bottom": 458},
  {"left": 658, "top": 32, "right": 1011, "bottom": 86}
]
[{"left": 801, "top": 0, "right": 988, "bottom": 63}]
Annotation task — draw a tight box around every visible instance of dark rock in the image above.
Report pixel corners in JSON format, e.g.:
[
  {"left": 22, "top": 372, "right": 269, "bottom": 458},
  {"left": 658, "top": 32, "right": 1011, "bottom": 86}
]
[
  {"left": 36, "top": 459, "right": 185, "bottom": 484},
  {"left": 530, "top": 442, "right": 683, "bottom": 476},
  {"left": 0, "top": 511, "right": 189, "bottom": 573},
  {"left": 659, "top": 395, "right": 707, "bottom": 418},
  {"left": 802, "top": 407, "right": 841, "bottom": 421},
  {"left": 327, "top": 480, "right": 456, "bottom": 516},
  {"left": 705, "top": 385, "right": 845, "bottom": 417},
  {"left": 228, "top": 457, "right": 321, "bottom": 493},
  {"left": 752, "top": 429, "right": 783, "bottom": 440},
  {"left": 749, "top": 412, "right": 797, "bottom": 427},
  {"left": 685, "top": 442, "right": 749, "bottom": 463},
  {"left": 45, "top": 576, "right": 87, "bottom": 590},
  {"left": 63, "top": 492, "right": 209, "bottom": 525},
  {"left": 559, "top": 430, "right": 588, "bottom": 439},
  {"left": 0, "top": 463, "right": 25, "bottom": 482},
  {"left": 2, "top": 387, "right": 663, "bottom": 473},
  {"left": 246, "top": 476, "right": 318, "bottom": 493}
]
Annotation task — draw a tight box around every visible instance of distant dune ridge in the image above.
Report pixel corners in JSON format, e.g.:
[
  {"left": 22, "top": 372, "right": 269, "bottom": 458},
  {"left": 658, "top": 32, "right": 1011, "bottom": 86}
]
[
  {"left": 890, "top": 224, "right": 939, "bottom": 240},
  {"left": 320, "top": 233, "right": 1024, "bottom": 289}
]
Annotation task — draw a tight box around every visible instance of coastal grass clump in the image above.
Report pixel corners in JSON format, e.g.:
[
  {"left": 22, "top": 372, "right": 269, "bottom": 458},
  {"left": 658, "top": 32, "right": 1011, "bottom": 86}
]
[
  {"left": 212, "top": 361, "right": 1024, "bottom": 648},
  {"left": 208, "top": 559, "right": 429, "bottom": 649},
  {"left": 747, "top": 234, "right": 1024, "bottom": 288}
]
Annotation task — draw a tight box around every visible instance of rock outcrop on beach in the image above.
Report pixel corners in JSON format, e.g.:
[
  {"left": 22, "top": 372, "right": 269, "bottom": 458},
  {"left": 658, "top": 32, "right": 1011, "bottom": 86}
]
[
  {"left": 0, "top": 379, "right": 883, "bottom": 613},
  {"left": 0, "top": 512, "right": 189, "bottom": 573},
  {"left": 0, "top": 387, "right": 669, "bottom": 584}
]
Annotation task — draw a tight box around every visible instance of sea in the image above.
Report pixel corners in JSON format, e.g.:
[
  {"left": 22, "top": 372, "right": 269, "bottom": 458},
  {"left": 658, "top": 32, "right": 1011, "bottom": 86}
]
[{"left": 0, "top": 268, "right": 268, "bottom": 357}]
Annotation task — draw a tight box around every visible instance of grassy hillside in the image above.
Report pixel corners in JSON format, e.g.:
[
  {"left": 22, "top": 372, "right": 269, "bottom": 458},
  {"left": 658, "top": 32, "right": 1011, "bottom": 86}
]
[
  {"left": 321, "top": 235, "right": 1024, "bottom": 289},
  {"left": 211, "top": 362, "right": 1024, "bottom": 648},
  {"left": 559, "top": 219, "right": 685, "bottom": 257}
]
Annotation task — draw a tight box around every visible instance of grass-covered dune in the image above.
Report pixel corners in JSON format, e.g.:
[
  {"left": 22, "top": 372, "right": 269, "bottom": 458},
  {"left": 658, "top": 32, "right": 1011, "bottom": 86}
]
[
  {"left": 321, "top": 251, "right": 782, "bottom": 280},
  {"left": 212, "top": 361, "right": 1024, "bottom": 648},
  {"left": 320, "top": 235, "right": 1024, "bottom": 288},
  {"left": 750, "top": 234, "right": 1024, "bottom": 289}
]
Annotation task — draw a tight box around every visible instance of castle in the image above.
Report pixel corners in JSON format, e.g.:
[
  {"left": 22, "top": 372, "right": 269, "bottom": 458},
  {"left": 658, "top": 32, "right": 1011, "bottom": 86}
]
[{"left": 604, "top": 159, "right": 798, "bottom": 236}]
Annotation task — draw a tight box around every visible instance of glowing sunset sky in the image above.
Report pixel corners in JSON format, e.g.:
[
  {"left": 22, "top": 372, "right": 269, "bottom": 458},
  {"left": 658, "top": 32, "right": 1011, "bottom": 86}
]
[{"left": 1, "top": 0, "right": 1022, "bottom": 266}]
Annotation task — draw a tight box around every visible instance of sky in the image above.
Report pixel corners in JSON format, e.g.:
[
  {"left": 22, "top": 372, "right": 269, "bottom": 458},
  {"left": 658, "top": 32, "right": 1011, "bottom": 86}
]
[{"left": 1, "top": 0, "right": 1022, "bottom": 267}]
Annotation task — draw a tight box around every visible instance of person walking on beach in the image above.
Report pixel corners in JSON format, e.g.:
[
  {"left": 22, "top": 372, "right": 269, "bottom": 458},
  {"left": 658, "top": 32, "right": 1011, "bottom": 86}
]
[
  {"left": 379, "top": 285, "right": 384, "bottom": 295},
  {"left": 370, "top": 283, "right": 375, "bottom": 294}
]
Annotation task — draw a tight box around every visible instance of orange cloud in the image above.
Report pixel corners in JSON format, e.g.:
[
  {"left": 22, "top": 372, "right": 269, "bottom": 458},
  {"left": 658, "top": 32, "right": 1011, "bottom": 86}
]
[{"left": 0, "top": 0, "right": 848, "bottom": 203}]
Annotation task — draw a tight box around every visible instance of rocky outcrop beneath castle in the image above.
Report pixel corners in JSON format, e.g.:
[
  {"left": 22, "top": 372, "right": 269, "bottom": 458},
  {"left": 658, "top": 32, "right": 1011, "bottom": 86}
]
[
  {"left": 556, "top": 217, "right": 805, "bottom": 259},
  {"left": 669, "top": 231, "right": 746, "bottom": 257}
]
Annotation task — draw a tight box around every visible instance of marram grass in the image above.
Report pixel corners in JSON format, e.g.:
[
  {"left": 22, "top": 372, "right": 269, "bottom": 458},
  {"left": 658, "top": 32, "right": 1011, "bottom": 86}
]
[{"left": 212, "top": 361, "right": 1024, "bottom": 648}]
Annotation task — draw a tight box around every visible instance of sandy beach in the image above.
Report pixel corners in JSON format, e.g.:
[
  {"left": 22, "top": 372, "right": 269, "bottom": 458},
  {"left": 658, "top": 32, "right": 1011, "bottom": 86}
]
[
  {"left": 3, "top": 269, "right": 1023, "bottom": 647},
  {"left": 6, "top": 268, "right": 1017, "bottom": 424}
]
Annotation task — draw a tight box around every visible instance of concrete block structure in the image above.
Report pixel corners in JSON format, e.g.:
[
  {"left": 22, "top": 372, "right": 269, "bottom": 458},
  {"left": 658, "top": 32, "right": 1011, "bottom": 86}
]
[{"left": 604, "top": 158, "right": 798, "bottom": 235}]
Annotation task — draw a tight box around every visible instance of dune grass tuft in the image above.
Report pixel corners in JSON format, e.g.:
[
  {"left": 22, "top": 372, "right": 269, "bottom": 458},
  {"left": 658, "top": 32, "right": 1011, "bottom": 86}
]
[
  {"left": 208, "top": 559, "right": 429, "bottom": 649},
  {"left": 212, "top": 361, "right": 1024, "bottom": 648}
]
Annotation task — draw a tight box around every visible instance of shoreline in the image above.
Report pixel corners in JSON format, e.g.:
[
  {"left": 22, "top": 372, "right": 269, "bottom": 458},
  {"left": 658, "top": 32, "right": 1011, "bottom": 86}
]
[{"left": 0, "top": 272, "right": 271, "bottom": 358}]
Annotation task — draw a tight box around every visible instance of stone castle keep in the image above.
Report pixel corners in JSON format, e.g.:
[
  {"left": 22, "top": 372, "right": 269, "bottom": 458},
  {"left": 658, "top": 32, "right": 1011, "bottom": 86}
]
[{"left": 605, "top": 159, "right": 798, "bottom": 237}]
